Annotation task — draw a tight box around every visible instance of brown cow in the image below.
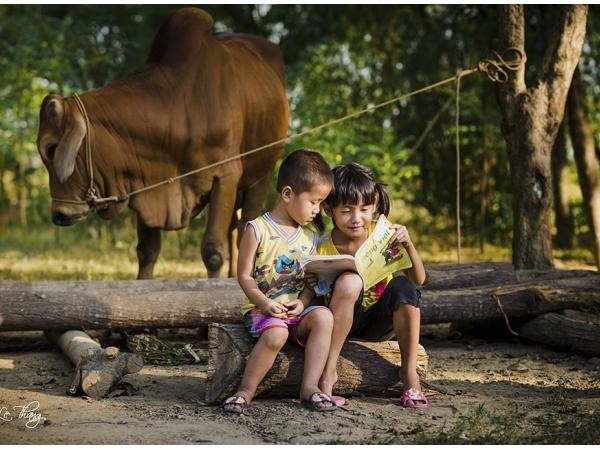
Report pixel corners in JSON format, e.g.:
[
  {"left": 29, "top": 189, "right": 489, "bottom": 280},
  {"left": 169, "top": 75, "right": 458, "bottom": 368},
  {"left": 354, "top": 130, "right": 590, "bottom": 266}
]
[{"left": 36, "top": 8, "right": 289, "bottom": 279}]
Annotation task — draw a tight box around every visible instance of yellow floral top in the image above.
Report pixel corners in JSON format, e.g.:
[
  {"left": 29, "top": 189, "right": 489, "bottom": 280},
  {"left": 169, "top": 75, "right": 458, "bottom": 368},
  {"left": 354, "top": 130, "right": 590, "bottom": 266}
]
[{"left": 240, "top": 212, "right": 319, "bottom": 315}]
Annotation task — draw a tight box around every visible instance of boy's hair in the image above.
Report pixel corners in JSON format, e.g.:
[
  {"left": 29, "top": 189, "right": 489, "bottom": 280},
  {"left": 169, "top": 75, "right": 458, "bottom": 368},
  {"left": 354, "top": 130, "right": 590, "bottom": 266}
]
[
  {"left": 326, "top": 162, "right": 390, "bottom": 216},
  {"left": 276, "top": 149, "right": 333, "bottom": 194}
]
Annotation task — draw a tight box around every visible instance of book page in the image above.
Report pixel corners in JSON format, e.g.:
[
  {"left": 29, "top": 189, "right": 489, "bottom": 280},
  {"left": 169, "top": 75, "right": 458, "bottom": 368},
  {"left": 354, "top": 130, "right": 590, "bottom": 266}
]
[
  {"left": 355, "top": 215, "right": 412, "bottom": 289},
  {"left": 300, "top": 255, "right": 358, "bottom": 288}
]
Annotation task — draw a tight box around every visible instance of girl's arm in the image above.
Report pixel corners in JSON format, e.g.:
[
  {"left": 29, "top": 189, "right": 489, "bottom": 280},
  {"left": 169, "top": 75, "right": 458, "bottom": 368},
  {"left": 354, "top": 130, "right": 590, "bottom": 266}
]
[
  {"left": 237, "top": 226, "right": 289, "bottom": 318},
  {"left": 389, "top": 224, "right": 426, "bottom": 286},
  {"left": 402, "top": 240, "right": 426, "bottom": 286}
]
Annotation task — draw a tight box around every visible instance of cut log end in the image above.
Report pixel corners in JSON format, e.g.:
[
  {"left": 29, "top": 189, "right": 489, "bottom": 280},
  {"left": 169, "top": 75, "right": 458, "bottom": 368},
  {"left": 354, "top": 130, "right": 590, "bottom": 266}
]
[{"left": 47, "top": 330, "right": 145, "bottom": 399}]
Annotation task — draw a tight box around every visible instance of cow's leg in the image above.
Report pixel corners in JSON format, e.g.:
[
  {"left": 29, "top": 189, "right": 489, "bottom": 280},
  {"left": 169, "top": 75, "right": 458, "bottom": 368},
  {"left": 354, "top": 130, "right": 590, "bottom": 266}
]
[
  {"left": 202, "top": 175, "right": 239, "bottom": 278},
  {"left": 136, "top": 217, "right": 161, "bottom": 280},
  {"left": 228, "top": 209, "right": 240, "bottom": 277},
  {"left": 239, "top": 175, "right": 271, "bottom": 232}
]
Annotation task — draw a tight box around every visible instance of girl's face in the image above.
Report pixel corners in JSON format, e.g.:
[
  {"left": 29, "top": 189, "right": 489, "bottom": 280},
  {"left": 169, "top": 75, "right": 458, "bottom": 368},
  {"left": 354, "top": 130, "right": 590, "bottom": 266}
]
[{"left": 329, "top": 200, "right": 376, "bottom": 239}]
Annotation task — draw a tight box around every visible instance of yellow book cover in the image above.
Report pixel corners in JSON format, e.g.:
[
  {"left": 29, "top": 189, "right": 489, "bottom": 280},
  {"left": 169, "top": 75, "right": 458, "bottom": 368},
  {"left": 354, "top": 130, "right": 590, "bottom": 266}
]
[{"left": 300, "top": 215, "right": 412, "bottom": 292}]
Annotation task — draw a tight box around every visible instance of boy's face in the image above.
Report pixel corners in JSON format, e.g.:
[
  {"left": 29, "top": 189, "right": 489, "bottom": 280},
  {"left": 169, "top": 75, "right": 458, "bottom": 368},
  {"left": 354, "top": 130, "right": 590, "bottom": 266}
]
[
  {"left": 328, "top": 199, "right": 376, "bottom": 239},
  {"left": 283, "top": 183, "right": 331, "bottom": 226}
]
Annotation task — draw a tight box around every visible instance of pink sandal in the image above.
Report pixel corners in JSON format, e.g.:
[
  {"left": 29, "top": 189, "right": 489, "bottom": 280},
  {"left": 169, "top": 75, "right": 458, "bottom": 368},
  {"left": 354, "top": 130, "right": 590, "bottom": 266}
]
[
  {"left": 400, "top": 388, "right": 428, "bottom": 408},
  {"left": 223, "top": 395, "right": 249, "bottom": 413},
  {"left": 331, "top": 395, "right": 346, "bottom": 406}
]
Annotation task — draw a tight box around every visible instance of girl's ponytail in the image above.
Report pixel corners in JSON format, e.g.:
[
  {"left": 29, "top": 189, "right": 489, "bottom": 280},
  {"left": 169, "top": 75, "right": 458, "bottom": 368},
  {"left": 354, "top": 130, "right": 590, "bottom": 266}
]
[{"left": 375, "top": 182, "right": 391, "bottom": 217}]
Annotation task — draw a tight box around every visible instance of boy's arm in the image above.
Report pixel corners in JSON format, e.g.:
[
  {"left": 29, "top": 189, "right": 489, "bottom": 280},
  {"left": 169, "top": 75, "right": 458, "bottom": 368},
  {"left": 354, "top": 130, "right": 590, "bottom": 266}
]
[
  {"left": 297, "top": 285, "right": 315, "bottom": 308},
  {"left": 237, "top": 226, "right": 289, "bottom": 318}
]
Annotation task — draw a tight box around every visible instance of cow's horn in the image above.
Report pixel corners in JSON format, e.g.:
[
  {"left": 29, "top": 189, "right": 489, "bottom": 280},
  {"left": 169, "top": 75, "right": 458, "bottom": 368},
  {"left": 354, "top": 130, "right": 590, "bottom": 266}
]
[{"left": 54, "top": 99, "right": 86, "bottom": 183}]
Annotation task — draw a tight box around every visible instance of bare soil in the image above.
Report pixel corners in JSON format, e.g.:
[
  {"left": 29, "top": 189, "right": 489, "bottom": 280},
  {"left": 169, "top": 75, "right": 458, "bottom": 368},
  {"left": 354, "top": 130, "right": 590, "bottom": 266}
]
[{"left": 1, "top": 325, "right": 598, "bottom": 444}]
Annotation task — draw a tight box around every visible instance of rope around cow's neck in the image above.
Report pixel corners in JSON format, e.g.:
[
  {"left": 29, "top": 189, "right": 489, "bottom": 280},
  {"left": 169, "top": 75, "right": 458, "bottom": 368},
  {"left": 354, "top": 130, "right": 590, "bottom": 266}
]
[{"left": 50, "top": 49, "right": 524, "bottom": 211}]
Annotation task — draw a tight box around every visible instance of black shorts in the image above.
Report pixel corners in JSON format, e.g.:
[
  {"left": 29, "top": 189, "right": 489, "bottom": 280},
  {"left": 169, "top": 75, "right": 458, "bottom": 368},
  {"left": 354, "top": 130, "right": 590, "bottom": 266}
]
[{"left": 349, "top": 276, "right": 421, "bottom": 341}]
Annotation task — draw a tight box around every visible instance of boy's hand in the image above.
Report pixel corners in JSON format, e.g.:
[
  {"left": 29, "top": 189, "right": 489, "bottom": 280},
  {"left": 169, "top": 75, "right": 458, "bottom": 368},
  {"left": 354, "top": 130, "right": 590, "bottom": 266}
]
[
  {"left": 389, "top": 224, "right": 413, "bottom": 249},
  {"left": 304, "top": 270, "right": 318, "bottom": 289},
  {"left": 260, "top": 301, "right": 290, "bottom": 319},
  {"left": 283, "top": 299, "right": 304, "bottom": 317}
]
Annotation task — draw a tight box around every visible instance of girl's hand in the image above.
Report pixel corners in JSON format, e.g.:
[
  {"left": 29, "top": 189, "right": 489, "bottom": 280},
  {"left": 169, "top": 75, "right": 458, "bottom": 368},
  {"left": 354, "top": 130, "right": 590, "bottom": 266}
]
[
  {"left": 283, "top": 299, "right": 304, "bottom": 317},
  {"left": 260, "top": 301, "right": 290, "bottom": 318},
  {"left": 389, "top": 224, "right": 413, "bottom": 249},
  {"left": 304, "top": 270, "right": 318, "bottom": 289}
]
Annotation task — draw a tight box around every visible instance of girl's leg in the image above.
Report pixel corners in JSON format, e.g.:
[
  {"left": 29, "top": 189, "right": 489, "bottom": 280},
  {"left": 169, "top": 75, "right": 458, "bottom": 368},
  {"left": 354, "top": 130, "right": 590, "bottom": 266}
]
[
  {"left": 393, "top": 303, "right": 422, "bottom": 391},
  {"left": 230, "top": 327, "right": 289, "bottom": 404},
  {"left": 295, "top": 307, "right": 334, "bottom": 401},
  {"left": 319, "top": 272, "right": 363, "bottom": 396}
]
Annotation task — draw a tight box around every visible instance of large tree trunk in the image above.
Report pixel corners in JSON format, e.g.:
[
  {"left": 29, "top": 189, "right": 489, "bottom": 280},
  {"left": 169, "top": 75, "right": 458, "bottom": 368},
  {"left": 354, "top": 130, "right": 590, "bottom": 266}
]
[
  {"left": 495, "top": 5, "right": 588, "bottom": 269},
  {"left": 551, "top": 124, "right": 575, "bottom": 249},
  {"left": 567, "top": 66, "right": 600, "bottom": 270}
]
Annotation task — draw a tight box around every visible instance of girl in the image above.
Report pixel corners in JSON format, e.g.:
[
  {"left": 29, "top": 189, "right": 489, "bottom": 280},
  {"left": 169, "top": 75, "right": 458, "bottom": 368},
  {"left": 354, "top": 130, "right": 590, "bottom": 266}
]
[
  {"left": 223, "top": 149, "right": 338, "bottom": 414},
  {"left": 316, "top": 162, "right": 428, "bottom": 408}
]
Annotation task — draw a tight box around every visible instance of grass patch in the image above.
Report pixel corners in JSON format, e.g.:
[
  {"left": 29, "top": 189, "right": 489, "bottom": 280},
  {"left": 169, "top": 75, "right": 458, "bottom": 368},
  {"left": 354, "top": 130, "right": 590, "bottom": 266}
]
[
  {"left": 0, "top": 220, "right": 595, "bottom": 280},
  {"left": 0, "top": 222, "right": 208, "bottom": 280},
  {"left": 411, "top": 403, "right": 600, "bottom": 444}
]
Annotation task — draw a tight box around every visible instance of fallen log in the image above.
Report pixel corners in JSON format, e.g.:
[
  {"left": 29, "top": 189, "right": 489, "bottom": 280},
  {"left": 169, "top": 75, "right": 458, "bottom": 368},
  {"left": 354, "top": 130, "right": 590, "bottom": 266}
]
[
  {"left": 1, "top": 266, "right": 598, "bottom": 331},
  {"left": 0, "top": 279, "right": 242, "bottom": 331},
  {"left": 424, "top": 263, "right": 596, "bottom": 289},
  {"left": 204, "top": 323, "right": 429, "bottom": 404},
  {"left": 517, "top": 311, "right": 600, "bottom": 356},
  {"left": 420, "top": 276, "right": 600, "bottom": 324},
  {"left": 46, "top": 330, "right": 144, "bottom": 398}
]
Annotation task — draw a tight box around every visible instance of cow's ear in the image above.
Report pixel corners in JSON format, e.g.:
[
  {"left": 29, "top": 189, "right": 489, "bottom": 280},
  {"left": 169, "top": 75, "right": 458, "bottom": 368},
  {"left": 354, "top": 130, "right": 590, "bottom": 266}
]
[
  {"left": 39, "top": 95, "right": 66, "bottom": 129},
  {"left": 54, "top": 100, "right": 86, "bottom": 183},
  {"left": 42, "top": 95, "right": 64, "bottom": 125}
]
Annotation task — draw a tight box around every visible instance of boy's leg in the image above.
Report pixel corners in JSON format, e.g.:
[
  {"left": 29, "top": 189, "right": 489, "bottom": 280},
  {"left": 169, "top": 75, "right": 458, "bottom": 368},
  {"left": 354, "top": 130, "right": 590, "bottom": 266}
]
[
  {"left": 230, "top": 327, "right": 289, "bottom": 404},
  {"left": 294, "top": 307, "right": 334, "bottom": 401},
  {"left": 319, "top": 272, "right": 363, "bottom": 396}
]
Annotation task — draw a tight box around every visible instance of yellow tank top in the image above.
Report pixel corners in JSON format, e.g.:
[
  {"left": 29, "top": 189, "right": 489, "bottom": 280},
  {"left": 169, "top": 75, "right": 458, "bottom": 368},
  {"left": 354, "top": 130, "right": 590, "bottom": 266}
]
[
  {"left": 317, "top": 226, "right": 392, "bottom": 311},
  {"left": 241, "top": 212, "right": 319, "bottom": 315}
]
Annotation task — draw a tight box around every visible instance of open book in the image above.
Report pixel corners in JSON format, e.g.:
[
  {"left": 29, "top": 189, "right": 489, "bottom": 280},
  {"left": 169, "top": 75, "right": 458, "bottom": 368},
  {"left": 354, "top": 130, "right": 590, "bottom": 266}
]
[{"left": 300, "top": 215, "right": 412, "bottom": 293}]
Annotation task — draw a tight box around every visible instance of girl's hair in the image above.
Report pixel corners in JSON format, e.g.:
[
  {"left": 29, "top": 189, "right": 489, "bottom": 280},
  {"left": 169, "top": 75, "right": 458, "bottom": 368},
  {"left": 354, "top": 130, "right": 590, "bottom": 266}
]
[{"left": 326, "top": 162, "right": 390, "bottom": 216}]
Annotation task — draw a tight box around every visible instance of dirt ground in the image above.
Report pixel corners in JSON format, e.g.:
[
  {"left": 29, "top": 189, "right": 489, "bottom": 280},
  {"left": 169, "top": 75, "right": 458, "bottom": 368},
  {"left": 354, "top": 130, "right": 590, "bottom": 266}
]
[{"left": 0, "top": 324, "right": 598, "bottom": 445}]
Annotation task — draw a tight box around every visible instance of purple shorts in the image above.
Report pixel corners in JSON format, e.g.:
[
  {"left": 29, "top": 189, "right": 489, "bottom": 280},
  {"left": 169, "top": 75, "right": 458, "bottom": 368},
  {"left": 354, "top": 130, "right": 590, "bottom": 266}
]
[{"left": 243, "top": 305, "right": 325, "bottom": 347}]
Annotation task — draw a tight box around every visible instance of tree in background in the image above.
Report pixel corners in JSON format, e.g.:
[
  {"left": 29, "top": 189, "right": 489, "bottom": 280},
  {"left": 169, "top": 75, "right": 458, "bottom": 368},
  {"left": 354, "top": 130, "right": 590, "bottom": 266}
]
[
  {"left": 568, "top": 67, "right": 600, "bottom": 270},
  {"left": 495, "top": 5, "right": 588, "bottom": 269}
]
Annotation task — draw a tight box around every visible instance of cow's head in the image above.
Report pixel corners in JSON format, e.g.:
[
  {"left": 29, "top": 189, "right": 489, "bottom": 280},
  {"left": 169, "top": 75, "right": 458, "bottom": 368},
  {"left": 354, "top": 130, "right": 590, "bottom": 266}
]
[{"left": 37, "top": 94, "right": 90, "bottom": 225}]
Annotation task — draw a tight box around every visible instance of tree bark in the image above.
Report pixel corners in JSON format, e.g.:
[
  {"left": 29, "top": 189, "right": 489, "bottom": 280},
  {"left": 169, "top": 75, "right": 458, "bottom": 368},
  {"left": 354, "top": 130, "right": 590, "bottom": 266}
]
[
  {"left": 567, "top": 66, "right": 600, "bottom": 270},
  {"left": 204, "top": 323, "right": 429, "bottom": 404},
  {"left": 551, "top": 124, "right": 575, "bottom": 249},
  {"left": 46, "top": 330, "right": 144, "bottom": 398},
  {"left": 1, "top": 267, "right": 598, "bottom": 331},
  {"left": 0, "top": 278, "right": 244, "bottom": 331},
  {"left": 495, "top": 5, "right": 588, "bottom": 269},
  {"left": 517, "top": 311, "right": 600, "bottom": 356}
]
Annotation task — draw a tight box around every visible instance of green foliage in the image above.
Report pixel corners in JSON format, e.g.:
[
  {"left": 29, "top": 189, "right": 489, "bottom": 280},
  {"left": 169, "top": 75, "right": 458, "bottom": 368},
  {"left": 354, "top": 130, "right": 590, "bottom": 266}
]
[{"left": 0, "top": 5, "right": 596, "bottom": 266}]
